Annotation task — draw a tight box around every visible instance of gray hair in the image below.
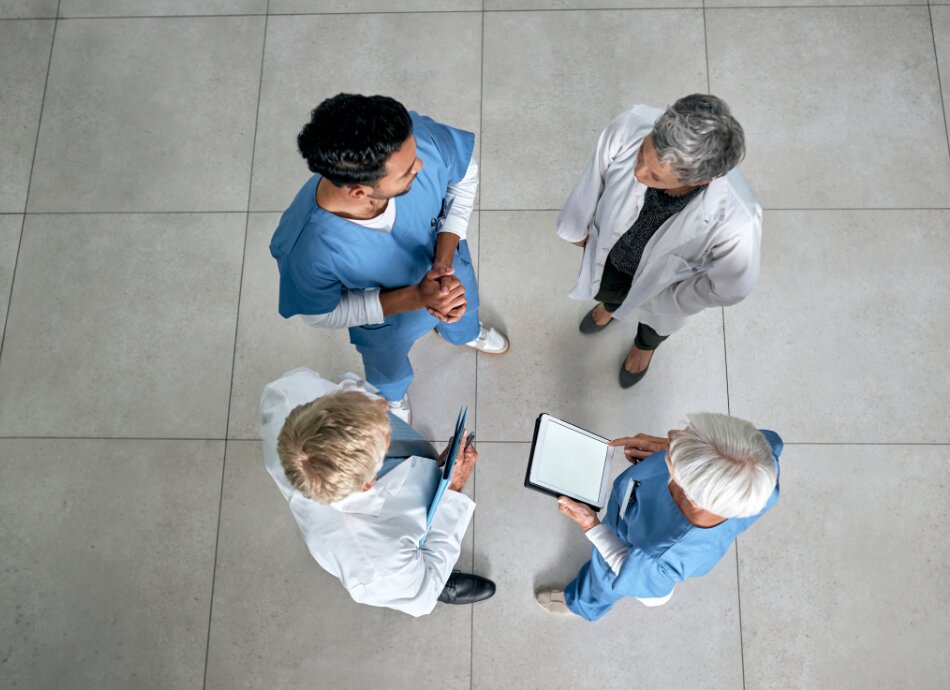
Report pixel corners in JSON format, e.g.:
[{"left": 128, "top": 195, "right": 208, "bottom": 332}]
[
  {"left": 668, "top": 413, "right": 776, "bottom": 519},
  {"left": 651, "top": 94, "right": 746, "bottom": 185}
]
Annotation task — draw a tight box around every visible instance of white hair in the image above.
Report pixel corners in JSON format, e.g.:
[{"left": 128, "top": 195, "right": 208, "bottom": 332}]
[
  {"left": 668, "top": 413, "right": 776, "bottom": 519},
  {"left": 651, "top": 94, "right": 745, "bottom": 185}
]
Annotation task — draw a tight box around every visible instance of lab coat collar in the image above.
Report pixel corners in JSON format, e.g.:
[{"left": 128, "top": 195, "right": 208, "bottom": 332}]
[{"left": 329, "top": 458, "right": 413, "bottom": 517}]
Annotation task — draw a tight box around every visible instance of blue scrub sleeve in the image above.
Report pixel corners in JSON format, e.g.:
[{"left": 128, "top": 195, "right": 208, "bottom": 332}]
[
  {"left": 614, "top": 548, "right": 677, "bottom": 599},
  {"left": 284, "top": 253, "right": 343, "bottom": 316},
  {"left": 410, "top": 113, "right": 475, "bottom": 185}
]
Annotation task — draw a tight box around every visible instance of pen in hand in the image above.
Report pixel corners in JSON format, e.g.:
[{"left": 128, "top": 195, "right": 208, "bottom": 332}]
[{"left": 464, "top": 432, "right": 476, "bottom": 452}]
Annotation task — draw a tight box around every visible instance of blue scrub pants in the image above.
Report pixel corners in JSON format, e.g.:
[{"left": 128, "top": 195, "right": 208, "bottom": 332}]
[
  {"left": 351, "top": 301, "right": 480, "bottom": 402},
  {"left": 564, "top": 555, "right": 625, "bottom": 622}
]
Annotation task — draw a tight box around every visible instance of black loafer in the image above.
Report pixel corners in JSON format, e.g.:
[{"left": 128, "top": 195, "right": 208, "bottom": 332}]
[
  {"left": 619, "top": 361, "right": 649, "bottom": 389},
  {"left": 579, "top": 307, "right": 612, "bottom": 334},
  {"left": 438, "top": 571, "right": 496, "bottom": 605}
]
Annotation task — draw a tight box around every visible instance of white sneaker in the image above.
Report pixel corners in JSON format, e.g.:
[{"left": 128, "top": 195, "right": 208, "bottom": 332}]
[
  {"left": 387, "top": 394, "right": 411, "bottom": 425},
  {"left": 465, "top": 323, "right": 510, "bottom": 355},
  {"left": 535, "top": 587, "right": 577, "bottom": 617}
]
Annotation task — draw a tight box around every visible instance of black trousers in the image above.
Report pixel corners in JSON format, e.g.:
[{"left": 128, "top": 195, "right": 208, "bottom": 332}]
[{"left": 594, "top": 259, "right": 669, "bottom": 351}]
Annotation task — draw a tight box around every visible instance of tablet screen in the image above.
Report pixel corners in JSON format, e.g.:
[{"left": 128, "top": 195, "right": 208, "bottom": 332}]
[{"left": 530, "top": 416, "right": 610, "bottom": 505}]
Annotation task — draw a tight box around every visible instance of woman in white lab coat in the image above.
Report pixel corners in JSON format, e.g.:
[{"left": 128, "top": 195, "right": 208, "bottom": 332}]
[{"left": 556, "top": 94, "right": 761, "bottom": 387}]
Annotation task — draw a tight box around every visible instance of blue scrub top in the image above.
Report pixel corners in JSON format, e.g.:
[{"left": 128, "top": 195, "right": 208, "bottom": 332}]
[
  {"left": 269, "top": 112, "right": 475, "bottom": 319},
  {"left": 599, "top": 430, "right": 783, "bottom": 599}
]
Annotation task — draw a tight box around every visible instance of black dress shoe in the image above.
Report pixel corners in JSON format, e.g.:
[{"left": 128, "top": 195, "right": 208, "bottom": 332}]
[
  {"left": 579, "top": 306, "right": 612, "bottom": 334},
  {"left": 619, "top": 361, "right": 649, "bottom": 388},
  {"left": 438, "top": 571, "right": 496, "bottom": 605}
]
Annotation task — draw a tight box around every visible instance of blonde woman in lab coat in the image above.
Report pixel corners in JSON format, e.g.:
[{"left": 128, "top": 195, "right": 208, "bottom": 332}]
[{"left": 557, "top": 94, "right": 761, "bottom": 387}]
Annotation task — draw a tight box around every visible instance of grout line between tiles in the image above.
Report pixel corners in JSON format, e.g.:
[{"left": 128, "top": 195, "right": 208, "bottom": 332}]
[
  {"left": 929, "top": 4, "right": 950, "bottom": 163},
  {"left": 703, "top": 0, "right": 712, "bottom": 93},
  {"left": 722, "top": 309, "right": 732, "bottom": 416},
  {"left": 471, "top": 6, "right": 485, "bottom": 688},
  {"left": 46, "top": 10, "right": 481, "bottom": 21},
  {"left": 201, "top": 6, "right": 269, "bottom": 689},
  {"left": 0, "top": 1, "right": 59, "bottom": 372},
  {"left": 735, "top": 540, "right": 747, "bottom": 690}
]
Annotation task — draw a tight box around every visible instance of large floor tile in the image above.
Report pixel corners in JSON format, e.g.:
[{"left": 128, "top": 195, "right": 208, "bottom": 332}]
[
  {"left": 707, "top": 0, "right": 923, "bottom": 6},
  {"left": 251, "top": 12, "right": 481, "bottom": 211},
  {"left": 739, "top": 444, "right": 950, "bottom": 690},
  {"left": 270, "top": 0, "right": 480, "bottom": 12},
  {"left": 59, "top": 0, "right": 267, "bottom": 16},
  {"left": 471, "top": 442, "right": 744, "bottom": 689},
  {"left": 934, "top": 7, "right": 950, "bottom": 146},
  {"left": 0, "top": 438, "right": 223, "bottom": 690},
  {"left": 0, "top": 0, "right": 57, "bottom": 17},
  {"left": 229, "top": 213, "right": 479, "bottom": 441},
  {"left": 0, "top": 215, "right": 22, "bottom": 344},
  {"left": 206, "top": 441, "right": 473, "bottom": 690},
  {"left": 707, "top": 7, "right": 950, "bottom": 209},
  {"left": 727, "top": 210, "right": 950, "bottom": 443},
  {"left": 28, "top": 16, "right": 264, "bottom": 212},
  {"left": 0, "top": 213, "right": 244, "bottom": 438},
  {"left": 475, "top": 211, "right": 728, "bottom": 443},
  {"left": 480, "top": 9, "right": 707, "bottom": 210},
  {"left": 486, "top": 0, "right": 698, "bottom": 7},
  {"left": 0, "top": 19, "right": 53, "bottom": 212}
]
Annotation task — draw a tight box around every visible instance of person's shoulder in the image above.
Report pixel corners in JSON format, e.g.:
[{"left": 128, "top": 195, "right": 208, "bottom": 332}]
[
  {"left": 704, "top": 169, "right": 761, "bottom": 228},
  {"left": 261, "top": 368, "right": 339, "bottom": 417}
]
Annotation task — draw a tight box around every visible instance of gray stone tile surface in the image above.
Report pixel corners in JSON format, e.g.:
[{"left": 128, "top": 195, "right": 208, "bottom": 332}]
[
  {"left": 28, "top": 16, "right": 265, "bottom": 212},
  {"left": 0, "top": 0, "right": 57, "bottom": 17},
  {"left": 0, "top": 19, "right": 53, "bottom": 212},
  {"left": 480, "top": 9, "right": 707, "bottom": 210},
  {"left": 1, "top": 4, "right": 949, "bottom": 689},
  {"left": 0, "top": 213, "right": 245, "bottom": 438},
  {"left": 251, "top": 12, "right": 482, "bottom": 211},
  {"left": 739, "top": 444, "right": 950, "bottom": 689},
  {"left": 0, "top": 215, "right": 22, "bottom": 345},
  {"left": 727, "top": 210, "right": 950, "bottom": 443},
  {"left": 59, "top": 0, "right": 267, "bottom": 16},
  {"left": 934, "top": 7, "right": 950, "bottom": 147},
  {"left": 205, "top": 441, "right": 474, "bottom": 690},
  {"left": 707, "top": 7, "right": 950, "bottom": 209},
  {"left": 0, "top": 438, "right": 222, "bottom": 690},
  {"left": 476, "top": 211, "right": 728, "bottom": 442},
  {"left": 271, "top": 0, "right": 481, "bottom": 11},
  {"left": 486, "top": 0, "right": 699, "bottom": 7}
]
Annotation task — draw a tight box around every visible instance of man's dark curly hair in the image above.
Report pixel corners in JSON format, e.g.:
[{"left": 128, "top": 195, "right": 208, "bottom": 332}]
[{"left": 297, "top": 93, "right": 413, "bottom": 187}]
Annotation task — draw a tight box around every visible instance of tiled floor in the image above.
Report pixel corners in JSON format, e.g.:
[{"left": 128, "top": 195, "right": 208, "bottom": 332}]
[{"left": 0, "top": 1, "right": 947, "bottom": 689}]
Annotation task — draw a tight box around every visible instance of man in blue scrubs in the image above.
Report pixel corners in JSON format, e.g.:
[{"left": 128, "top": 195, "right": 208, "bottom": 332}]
[
  {"left": 271, "top": 94, "right": 508, "bottom": 422},
  {"left": 536, "top": 413, "right": 781, "bottom": 620}
]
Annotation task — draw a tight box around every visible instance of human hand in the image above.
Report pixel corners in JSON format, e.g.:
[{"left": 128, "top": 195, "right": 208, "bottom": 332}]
[
  {"left": 417, "top": 269, "right": 466, "bottom": 321},
  {"left": 447, "top": 431, "right": 477, "bottom": 492},
  {"left": 608, "top": 433, "right": 669, "bottom": 464},
  {"left": 557, "top": 496, "right": 599, "bottom": 532},
  {"left": 571, "top": 235, "right": 588, "bottom": 248}
]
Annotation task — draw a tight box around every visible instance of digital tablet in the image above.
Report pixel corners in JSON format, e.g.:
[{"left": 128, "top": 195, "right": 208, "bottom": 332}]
[{"left": 524, "top": 413, "right": 612, "bottom": 510}]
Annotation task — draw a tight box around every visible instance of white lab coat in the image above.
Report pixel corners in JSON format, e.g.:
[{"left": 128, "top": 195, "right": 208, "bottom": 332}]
[
  {"left": 556, "top": 105, "right": 762, "bottom": 335},
  {"left": 260, "top": 368, "right": 475, "bottom": 617}
]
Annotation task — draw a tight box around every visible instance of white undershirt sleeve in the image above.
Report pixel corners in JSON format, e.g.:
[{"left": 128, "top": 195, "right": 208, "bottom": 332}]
[
  {"left": 585, "top": 523, "right": 631, "bottom": 575},
  {"left": 438, "top": 159, "right": 478, "bottom": 240},
  {"left": 298, "top": 288, "right": 385, "bottom": 329}
]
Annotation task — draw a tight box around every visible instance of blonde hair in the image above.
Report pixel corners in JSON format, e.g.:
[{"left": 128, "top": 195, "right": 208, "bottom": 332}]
[
  {"left": 277, "top": 391, "right": 390, "bottom": 503},
  {"left": 669, "top": 413, "right": 776, "bottom": 518}
]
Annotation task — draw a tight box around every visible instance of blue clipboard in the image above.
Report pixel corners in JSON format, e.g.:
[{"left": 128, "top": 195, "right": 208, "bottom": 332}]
[{"left": 420, "top": 406, "right": 467, "bottom": 547}]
